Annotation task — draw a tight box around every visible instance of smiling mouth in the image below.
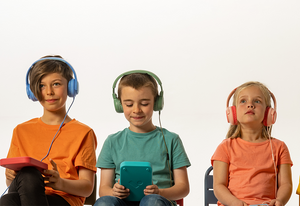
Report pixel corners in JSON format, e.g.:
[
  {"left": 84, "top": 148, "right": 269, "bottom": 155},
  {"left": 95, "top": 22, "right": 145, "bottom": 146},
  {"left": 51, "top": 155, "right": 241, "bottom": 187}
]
[
  {"left": 132, "top": 116, "right": 144, "bottom": 119},
  {"left": 46, "top": 99, "right": 57, "bottom": 103}
]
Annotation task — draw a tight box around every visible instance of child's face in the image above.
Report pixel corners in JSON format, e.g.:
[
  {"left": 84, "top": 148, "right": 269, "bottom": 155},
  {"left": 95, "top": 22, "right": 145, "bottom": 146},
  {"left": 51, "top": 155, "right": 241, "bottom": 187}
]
[
  {"left": 39, "top": 72, "right": 68, "bottom": 113},
  {"left": 236, "top": 86, "right": 267, "bottom": 127},
  {"left": 120, "top": 86, "right": 155, "bottom": 133}
]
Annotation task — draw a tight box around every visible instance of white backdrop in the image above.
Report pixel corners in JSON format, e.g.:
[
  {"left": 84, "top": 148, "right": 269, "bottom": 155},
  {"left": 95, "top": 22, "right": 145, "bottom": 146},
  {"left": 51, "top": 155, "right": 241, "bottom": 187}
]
[{"left": 0, "top": 1, "right": 299, "bottom": 205}]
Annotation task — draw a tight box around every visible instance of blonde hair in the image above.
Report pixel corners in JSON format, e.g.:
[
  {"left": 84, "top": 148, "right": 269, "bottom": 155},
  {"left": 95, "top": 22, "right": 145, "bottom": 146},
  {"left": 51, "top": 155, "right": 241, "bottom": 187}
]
[{"left": 226, "top": 81, "right": 273, "bottom": 139}]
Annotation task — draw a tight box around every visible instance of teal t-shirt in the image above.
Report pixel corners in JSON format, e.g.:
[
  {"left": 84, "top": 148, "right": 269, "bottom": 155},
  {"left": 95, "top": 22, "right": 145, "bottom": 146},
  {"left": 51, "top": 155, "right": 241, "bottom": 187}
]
[{"left": 96, "top": 127, "right": 191, "bottom": 189}]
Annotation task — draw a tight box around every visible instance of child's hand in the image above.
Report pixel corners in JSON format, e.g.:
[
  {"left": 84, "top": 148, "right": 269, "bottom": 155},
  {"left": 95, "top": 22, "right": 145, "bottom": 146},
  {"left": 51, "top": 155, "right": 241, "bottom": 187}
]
[
  {"left": 42, "top": 159, "right": 63, "bottom": 190},
  {"left": 112, "top": 179, "right": 130, "bottom": 199},
  {"left": 268, "top": 199, "right": 283, "bottom": 206},
  {"left": 5, "top": 168, "right": 17, "bottom": 181},
  {"left": 144, "top": 184, "right": 160, "bottom": 196}
]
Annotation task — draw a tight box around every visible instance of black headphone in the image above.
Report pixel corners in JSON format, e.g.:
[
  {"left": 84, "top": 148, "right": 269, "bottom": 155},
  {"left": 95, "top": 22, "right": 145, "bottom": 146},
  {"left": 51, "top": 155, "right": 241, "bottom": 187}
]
[{"left": 26, "top": 57, "right": 79, "bottom": 101}]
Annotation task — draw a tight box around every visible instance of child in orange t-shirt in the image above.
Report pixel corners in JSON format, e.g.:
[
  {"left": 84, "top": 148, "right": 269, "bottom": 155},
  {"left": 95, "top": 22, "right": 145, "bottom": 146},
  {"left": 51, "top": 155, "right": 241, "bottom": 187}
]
[
  {"left": 211, "top": 81, "right": 292, "bottom": 206},
  {"left": 0, "top": 56, "right": 97, "bottom": 206}
]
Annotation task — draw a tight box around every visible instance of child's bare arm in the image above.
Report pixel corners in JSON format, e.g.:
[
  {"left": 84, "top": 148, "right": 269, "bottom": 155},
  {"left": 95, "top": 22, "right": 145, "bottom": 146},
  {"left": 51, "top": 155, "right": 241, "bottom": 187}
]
[
  {"left": 151, "top": 166, "right": 189, "bottom": 200},
  {"left": 270, "top": 163, "right": 292, "bottom": 206},
  {"left": 99, "top": 168, "right": 130, "bottom": 199},
  {"left": 213, "top": 161, "right": 248, "bottom": 206}
]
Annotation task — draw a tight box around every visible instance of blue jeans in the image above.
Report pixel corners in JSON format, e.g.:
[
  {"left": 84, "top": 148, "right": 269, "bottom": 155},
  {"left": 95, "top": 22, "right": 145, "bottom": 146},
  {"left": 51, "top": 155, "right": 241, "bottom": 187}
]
[{"left": 93, "top": 194, "right": 175, "bottom": 206}]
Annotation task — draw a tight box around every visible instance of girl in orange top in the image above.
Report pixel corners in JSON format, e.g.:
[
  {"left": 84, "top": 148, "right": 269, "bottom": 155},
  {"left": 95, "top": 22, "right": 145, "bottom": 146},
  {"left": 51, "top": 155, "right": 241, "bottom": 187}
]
[
  {"left": 211, "top": 81, "right": 292, "bottom": 206},
  {"left": 0, "top": 56, "right": 97, "bottom": 206}
]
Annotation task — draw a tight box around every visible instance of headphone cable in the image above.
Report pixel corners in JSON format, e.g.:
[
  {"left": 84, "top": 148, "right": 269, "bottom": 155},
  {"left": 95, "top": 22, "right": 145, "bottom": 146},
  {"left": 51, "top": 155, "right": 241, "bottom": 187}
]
[
  {"left": 158, "top": 111, "right": 172, "bottom": 187},
  {"left": 267, "top": 125, "right": 277, "bottom": 198},
  {"left": 40, "top": 97, "right": 75, "bottom": 161}
]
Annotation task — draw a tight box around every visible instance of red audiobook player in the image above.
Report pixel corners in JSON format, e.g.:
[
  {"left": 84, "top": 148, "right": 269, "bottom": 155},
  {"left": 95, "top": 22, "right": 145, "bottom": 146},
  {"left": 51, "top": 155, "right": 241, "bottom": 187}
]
[{"left": 0, "top": 157, "right": 48, "bottom": 171}]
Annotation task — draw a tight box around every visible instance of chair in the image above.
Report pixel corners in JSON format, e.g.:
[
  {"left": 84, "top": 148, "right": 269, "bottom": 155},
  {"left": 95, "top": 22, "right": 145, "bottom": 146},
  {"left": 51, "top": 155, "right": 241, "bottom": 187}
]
[
  {"left": 204, "top": 166, "right": 218, "bottom": 206},
  {"left": 176, "top": 198, "right": 183, "bottom": 206},
  {"left": 84, "top": 174, "right": 97, "bottom": 205}
]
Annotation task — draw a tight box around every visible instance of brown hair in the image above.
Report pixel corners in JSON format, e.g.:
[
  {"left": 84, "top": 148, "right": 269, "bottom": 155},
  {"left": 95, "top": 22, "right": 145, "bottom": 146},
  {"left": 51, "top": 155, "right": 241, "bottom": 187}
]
[
  {"left": 226, "top": 81, "right": 272, "bottom": 139},
  {"left": 29, "top": 55, "right": 73, "bottom": 101},
  {"left": 117, "top": 73, "right": 158, "bottom": 101}
]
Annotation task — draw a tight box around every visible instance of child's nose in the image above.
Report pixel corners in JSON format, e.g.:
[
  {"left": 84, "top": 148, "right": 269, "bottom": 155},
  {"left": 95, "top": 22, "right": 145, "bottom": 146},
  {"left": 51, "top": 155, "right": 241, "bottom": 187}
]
[
  {"left": 46, "top": 86, "right": 54, "bottom": 95},
  {"left": 247, "top": 104, "right": 254, "bottom": 108},
  {"left": 133, "top": 105, "right": 142, "bottom": 113}
]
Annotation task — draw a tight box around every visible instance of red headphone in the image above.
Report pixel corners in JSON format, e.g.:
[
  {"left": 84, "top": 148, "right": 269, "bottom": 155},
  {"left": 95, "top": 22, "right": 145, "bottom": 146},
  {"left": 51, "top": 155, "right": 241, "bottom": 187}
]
[{"left": 226, "top": 88, "right": 277, "bottom": 126}]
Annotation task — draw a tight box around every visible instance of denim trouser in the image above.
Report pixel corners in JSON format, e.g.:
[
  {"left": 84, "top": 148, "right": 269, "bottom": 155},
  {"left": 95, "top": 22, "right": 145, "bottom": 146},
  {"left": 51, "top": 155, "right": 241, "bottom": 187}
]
[{"left": 93, "top": 194, "right": 175, "bottom": 206}]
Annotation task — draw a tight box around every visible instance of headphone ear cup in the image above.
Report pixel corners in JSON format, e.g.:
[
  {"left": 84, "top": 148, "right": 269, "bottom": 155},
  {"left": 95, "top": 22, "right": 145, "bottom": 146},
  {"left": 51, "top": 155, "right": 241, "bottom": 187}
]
[
  {"left": 154, "top": 95, "right": 164, "bottom": 111},
  {"left": 263, "top": 107, "right": 277, "bottom": 126},
  {"left": 226, "top": 106, "right": 237, "bottom": 125},
  {"left": 67, "top": 78, "right": 78, "bottom": 98},
  {"left": 114, "top": 98, "right": 123, "bottom": 113},
  {"left": 26, "top": 85, "right": 38, "bottom": 101}
]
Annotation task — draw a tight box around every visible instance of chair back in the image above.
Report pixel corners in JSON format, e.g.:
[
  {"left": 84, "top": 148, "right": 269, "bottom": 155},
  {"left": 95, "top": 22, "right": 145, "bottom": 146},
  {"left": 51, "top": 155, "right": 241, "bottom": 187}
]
[{"left": 204, "top": 166, "right": 218, "bottom": 205}]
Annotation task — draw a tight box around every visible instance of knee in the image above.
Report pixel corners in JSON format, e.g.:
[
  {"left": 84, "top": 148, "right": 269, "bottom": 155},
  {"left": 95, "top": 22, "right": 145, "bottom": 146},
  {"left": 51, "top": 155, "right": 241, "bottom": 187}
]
[
  {"left": 16, "top": 167, "right": 44, "bottom": 187},
  {"left": 93, "top": 196, "right": 121, "bottom": 206},
  {"left": 19, "top": 166, "right": 43, "bottom": 178},
  {"left": 140, "top": 194, "right": 170, "bottom": 206},
  {"left": 140, "top": 194, "right": 161, "bottom": 205}
]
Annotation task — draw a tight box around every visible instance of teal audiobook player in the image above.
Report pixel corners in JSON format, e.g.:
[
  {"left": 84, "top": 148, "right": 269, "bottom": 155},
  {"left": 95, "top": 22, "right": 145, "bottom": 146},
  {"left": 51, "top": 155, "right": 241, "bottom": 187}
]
[{"left": 120, "top": 161, "right": 152, "bottom": 201}]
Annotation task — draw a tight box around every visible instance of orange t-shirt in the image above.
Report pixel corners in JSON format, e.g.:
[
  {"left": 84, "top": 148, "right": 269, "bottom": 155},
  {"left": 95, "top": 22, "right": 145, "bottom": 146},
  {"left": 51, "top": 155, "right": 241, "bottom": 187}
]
[
  {"left": 211, "top": 137, "right": 292, "bottom": 206},
  {"left": 7, "top": 118, "right": 97, "bottom": 206}
]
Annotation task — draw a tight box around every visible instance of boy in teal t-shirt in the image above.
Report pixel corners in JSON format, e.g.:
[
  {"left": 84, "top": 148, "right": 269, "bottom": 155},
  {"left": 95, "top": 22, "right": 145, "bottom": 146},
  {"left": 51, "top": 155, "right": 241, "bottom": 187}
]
[{"left": 94, "top": 70, "right": 191, "bottom": 206}]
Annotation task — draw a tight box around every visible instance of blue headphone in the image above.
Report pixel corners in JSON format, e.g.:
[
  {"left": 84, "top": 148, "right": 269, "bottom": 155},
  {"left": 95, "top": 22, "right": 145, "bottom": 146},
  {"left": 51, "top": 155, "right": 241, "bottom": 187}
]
[{"left": 26, "top": 57, "right": 79, "bottom": 101}]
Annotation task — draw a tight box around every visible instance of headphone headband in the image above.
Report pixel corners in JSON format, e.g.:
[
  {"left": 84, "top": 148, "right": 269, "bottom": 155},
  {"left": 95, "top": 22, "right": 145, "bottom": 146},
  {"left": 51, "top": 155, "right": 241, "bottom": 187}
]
[
  {"left": 112, "top": 70, "right": 163, "bottom": 94},
  {"left": 112, "top": 70, "right": 164, "bottom": 113},
  {"left": 26, "top": 57, "right": 79, "bottom": 101}
]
